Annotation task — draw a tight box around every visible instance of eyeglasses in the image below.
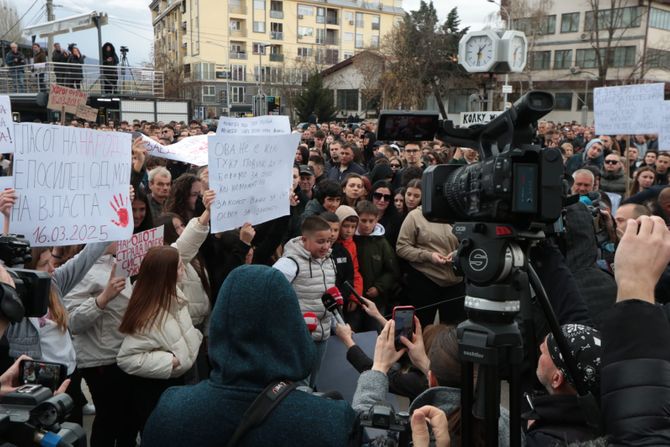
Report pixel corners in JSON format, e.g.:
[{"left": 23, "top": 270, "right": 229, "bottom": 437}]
[
  {"left": 373, "top": 192, "right": 392, "bottom": 202},
  {"left": 604, "top": 160, "right": 619, "bottom": 165},
  {"left": 390, "top": 164, "right": 401, "bottom": 168}
]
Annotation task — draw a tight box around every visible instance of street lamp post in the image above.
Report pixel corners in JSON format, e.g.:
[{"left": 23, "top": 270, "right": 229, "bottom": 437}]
[
  {"left": 570, "top": 68, "right": 598, "bottom": 126},
  {"left": 488, "top": 0, "right": 511, "bottom": 109},
  {"left": 257, "top": 43, "right": 271, "bottom": 116}
]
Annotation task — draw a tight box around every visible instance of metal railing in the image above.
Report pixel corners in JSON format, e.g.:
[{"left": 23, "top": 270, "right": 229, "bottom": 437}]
[
  {"left": 0, "top": 62, "right": 165, "bottom": 98},
  {"left": 270, "top": 10, "right": 284, "bottom": 19},
  {"left": 230, "top": 52, "right": 248, "bottom": 60}
]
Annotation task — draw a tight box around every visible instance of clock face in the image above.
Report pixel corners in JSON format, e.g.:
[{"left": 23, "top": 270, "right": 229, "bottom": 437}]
[
  {"left": 465, "top": 36, "right": 494, "bottom": 68},
  {"left": 511, "top": 36, "right": 526, "bottom": 70}
]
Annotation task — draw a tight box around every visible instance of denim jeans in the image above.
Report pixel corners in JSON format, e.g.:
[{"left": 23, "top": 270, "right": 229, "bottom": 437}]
[{"left": 11, "top": 68, "right": 25, "bottom": 93}]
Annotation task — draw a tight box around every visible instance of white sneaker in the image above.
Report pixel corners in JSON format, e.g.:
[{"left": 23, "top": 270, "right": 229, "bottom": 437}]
[{"left": 83, "top": 403, "right": 96, "bottom": 415}]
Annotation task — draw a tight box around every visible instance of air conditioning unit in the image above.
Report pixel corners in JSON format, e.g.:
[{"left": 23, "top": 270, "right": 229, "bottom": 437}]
[
  {"left": 580, "top": 32, "right": 590, "bottom": 41},
  {"left": 298, "top": 14, "right": 304, "bottom": 19},
  {"left": 349, "top": 20, "right": 354, "bottom": 25},
  {"left": 181, "top": 21, "right": 187, "bottom": 30},
  {"left": 182, "top": 42, "right": 188, "bottom": 49},
  {"left": 570, "top": 66, "right": 581, "bottom": 75}
]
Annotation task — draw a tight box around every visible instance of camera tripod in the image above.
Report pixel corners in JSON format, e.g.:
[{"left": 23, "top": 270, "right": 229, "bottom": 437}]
[
  {"left": 120, "top": 49, "right": 137, "bottom": 95},
  {"left": 454, "top": 222, "right": 600, "bottom": 447}
]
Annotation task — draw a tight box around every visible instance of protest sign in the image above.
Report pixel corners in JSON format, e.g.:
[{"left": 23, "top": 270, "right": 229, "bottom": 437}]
[
  {"left": 594, "top": 83, "right": 664, "bottom": 135},
  {"left": 9, "top": 123, "right": 133, "bottom": 247},
  {"left": 216, "top": 115, "right": 291, "bottom": 136},
  {"left": 139, "top": 134, "right": 209, "bottom": 166},
  {"left": 208, "top": 133, "right": 300, "bottom": 232},
  {"left": 460, "top": 111, "right": 502, "bottom": 127},
  {"left": 116, "top": 226, "right": 164, "bottom": 277},
  {"left": 76, "top": 104, "right": 98, "bottom": 122},
  {"left": 0, "top": 96, "right": 13, "bottom": 153},
  {"left": 47, "top": 84, "right": 88, "bottom": 115},
  {"left": 659, "top": 101, "right": 670, "bottom": 151}
]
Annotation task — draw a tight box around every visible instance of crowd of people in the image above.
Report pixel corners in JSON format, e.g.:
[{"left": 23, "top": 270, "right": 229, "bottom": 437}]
[
  {"left": 3, "top": 41, "right": 121, "bottom": 93},
  {"left": 0, "top": 113, "right": 667, "bottom": 447}
]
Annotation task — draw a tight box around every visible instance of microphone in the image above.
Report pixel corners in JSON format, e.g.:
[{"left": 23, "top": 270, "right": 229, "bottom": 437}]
[
  {"left": 321, "top": 292, "right": 345, "bottom": 326},
  {"left": 303, "top": 312, "right": 318, "bottom": 333},
  {"left": 327, "top": 286, "right": 344, "bottom": 308}
]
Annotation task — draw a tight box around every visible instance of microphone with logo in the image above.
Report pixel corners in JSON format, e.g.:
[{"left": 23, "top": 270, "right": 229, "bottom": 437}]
[
  {"left": 321, "top": 287, "right": 345, "bottom": 326},
  {"left": 303, "top": 312, "right": 318, "bottom": 333}
]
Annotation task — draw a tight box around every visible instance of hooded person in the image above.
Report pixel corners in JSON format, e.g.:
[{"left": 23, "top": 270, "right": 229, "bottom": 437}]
[
  {"left": 141, "top": 265, "right": 357, "bottom": 447},
  {"left": 101, "top": 42, "right": 119, "bottom": 95}
]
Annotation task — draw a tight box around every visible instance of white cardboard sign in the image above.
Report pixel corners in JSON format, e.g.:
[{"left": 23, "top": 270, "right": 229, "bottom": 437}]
[
  {"left": 10, "top": 124, "right": 133, "bottom": 246},
  {"left": 0, "top": 96, "right": 13, "bottom": 153},
  {"left": 659, "top": 101, "right": 670, "bottom": 151},
  {"left": 216, "top": 115, "right": 291, "bottom": 136},
  {"left": 594, "top": 83, "right": 664, "bottom": 135},
  {"left": 140, "top": 134, "right": 209, "bottom": 166},
  {"left": 208, "top": 133, "right": 300, "bottom": 232}
]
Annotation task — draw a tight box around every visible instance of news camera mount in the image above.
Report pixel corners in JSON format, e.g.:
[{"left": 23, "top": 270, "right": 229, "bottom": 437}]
[{"left": 454, "top": 222, "right": 541, "bottom": 447}]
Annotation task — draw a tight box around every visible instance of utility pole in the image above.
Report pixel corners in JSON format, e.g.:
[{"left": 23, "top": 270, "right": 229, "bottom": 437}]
[{"left": 46, "top": 0, "right": 54, "bottom": 60}]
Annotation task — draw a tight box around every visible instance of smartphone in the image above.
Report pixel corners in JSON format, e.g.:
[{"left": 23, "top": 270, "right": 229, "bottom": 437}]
[
  {"left": 392, "top": 306, "right": 415, "bottom": 350},
  {"left": 18, "top": 359, "right": 67, "bottom": 392}
]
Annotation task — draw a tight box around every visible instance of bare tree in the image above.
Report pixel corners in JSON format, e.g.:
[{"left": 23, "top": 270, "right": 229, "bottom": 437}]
[
  {"left": 153, "top": 46, "right": 185, "bottom": 99},
  {"left": 351, "top": 51, "right": 384, "bottom": 117},
  {"left": 0, "top": 0, "right": 24, "bottom": 45}
]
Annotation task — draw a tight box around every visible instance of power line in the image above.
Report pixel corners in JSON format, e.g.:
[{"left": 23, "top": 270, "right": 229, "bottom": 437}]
[{"left": 0, "top": 0, "right": 40, "bottom": 41}]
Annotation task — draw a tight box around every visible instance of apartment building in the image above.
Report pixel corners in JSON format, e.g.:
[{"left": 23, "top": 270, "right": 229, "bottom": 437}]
[
  {"left": 150, "top": 0, "right": 403, "bottom": 118},
  {"left": 502, "top": 0, "right": 670, "bottom": 123}
]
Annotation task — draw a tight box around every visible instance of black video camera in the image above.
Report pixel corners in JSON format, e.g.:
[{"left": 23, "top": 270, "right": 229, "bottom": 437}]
[
  {"left": 120, "top": 46, "right": 129, "bottom": 54},
  {"left": 378, "top": 92, "right": 564, "bottom": 230},
  {"left": 0, "top": 384, "right": 86, "bottom": 446},
  {"left": 357, "top": 404, "right": 410, "bottom": 447},
  {"left": 0, "top": 235, "right": 51, "bottom": 323}
]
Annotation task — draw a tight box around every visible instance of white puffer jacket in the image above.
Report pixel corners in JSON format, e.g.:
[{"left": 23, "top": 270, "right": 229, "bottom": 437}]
[
  {"left": 173, "top": 218, "right": 211, "bottom": 326},
  {"left": 116, "top": 288, "right": 203, "bottom": 379}
]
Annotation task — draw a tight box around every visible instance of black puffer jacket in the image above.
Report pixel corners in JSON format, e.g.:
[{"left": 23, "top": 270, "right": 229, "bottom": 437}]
[{"left": 601, "top": 300, "right": 670, "bottom": 445}]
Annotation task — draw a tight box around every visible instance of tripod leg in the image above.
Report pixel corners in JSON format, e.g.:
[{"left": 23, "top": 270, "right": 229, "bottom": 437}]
[
  {"left": 509, "top": 364, "right": 521, "bottom": 447},
  {"left": 461, "top": 360, "right": 474, "bottom": 447},
  {"left": 484, "top": 365, "right": 500, "bottom": 447}
]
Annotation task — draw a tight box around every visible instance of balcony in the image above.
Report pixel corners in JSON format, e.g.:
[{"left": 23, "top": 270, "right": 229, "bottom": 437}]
[
  {"left": 269, "top": 53, "right": 284, "bottom": 62},
  {"left": 270, "top": 10, "right": 283, "bottom": 19},
  {"left": 0, "top": 62, "right": 165, "bottom": 98},
  {"left": 230, "top": 26, "right": 247, "bottom": 38},
  {"left": 271, "top": 31, "right": 283, "bottom": 40},
  {"left": 230, "top": 51, "right": 248, "bottom": 60},
  {"left": 229, "top": 4, "right": 247, "bottom": 14}
]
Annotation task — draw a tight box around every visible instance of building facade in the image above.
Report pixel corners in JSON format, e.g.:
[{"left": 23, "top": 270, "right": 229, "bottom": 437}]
[
  {"left": 150, "top": 0, "right": 403, "bottom": 119},
  {"left": 501, "top": 0, "right": 670, "bottom": 123}
]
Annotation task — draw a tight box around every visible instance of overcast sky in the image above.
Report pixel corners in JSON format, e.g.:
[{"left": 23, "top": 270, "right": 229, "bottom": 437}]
[{"left": 12, "top": 0, "right": 501, "bottom": 65}]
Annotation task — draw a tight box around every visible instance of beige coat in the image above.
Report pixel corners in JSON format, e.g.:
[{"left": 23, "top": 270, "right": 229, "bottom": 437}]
[
  {"left": 116, "top": 288, "right": 203, "bottom": 379},
  {"left": 173, "top": 218, "right": 211, "bottom": 326}
]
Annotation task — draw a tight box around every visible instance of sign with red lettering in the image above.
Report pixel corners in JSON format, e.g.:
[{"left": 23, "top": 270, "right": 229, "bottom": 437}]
[
  {"left": 76, "top": 104, "right": 98, "bottom": 122},
  {"left": 9, "top": 123, "right": 132, "bottom": 247},
  {"left": 115, "top": 226, "right": 165, "bottom": 277},
  {"left": 47, "top": 84, "right": 88, "bottom": 115}
]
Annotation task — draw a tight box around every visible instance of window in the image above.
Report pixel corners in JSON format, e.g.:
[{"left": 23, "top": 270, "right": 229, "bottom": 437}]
[
  {"left": 230, "top": 65, "right": 246, "bottom": 81},
  {"left": 541, "top": 15, "right": 556, "bottom": 34},
  {"left": 650, "top": 8, "right": 670, "bottom": 31},
  {"left": 193, "top": 63, "right": 215, "bottom": 80},
  {"left": 355, "top": 33, "right": 364, "bottom": 48},
  {"left": 253, "top": 42, "right": 267, "bottom": 54},
  {"left": 647, "top": 48, "right": 670, "bottom": 69},
  {"left": 317, "top": 7, "right": 325, "bottom": 23},
  {"left": 530, "top": 51, "right": 551, "bottom": 70},
  {"left": 371, "top": 35, "right": 380, "bottom": 48},
  {"left": 317, "top": 49, "right": 339, "bottom": 65},
  {"left": 576, "top": 48, "right": 598, "bottom": 68},
  {"left": 356, "top": 12, "right": 364, "bottom": 28},
  {"left": 343, "top": 32, "right": 354, "bottom": 42},
  {"left": 577, "top": 92, "right": 594, "bottom": 111},
  {"left": 230, "top": 42, "right": 245, "bottom": 54},
  {"left": 344, "top": 11, "right": 354, "bottom": 23},
  {"left": 271, "top": 22, "right": 283, "bottom": 40},
  {"left": 554, "top": 93, "right": 573, "bottom": 110},
  {"left": 371, "top": 15, "right": 380, "bottom": 30},
  {"left": 231, "top": 86, "right": 246, "bottom": 104},
  {"left": 202, "top": 85, "right": 216, "bottom": 102},
  {"left": 298, "top": 5, "right": 313, "bottom": 16},
  {"left": 554, "top": 50, "right": 572, "bottom": 69},
  {"left": 253, "top": 21, "right": 265, "bottom": 32},
  {"left": 561, "top": 12, "right": 580, "bottom": 33},
  {"left": 229, "top": 20, "right": 241, "bottom": 31},
  {"left": 513, "top": 15, "right": 555, "bottom": 35},
  {"left": 585, "top": 6, "right": 641, "bottom": 31},
  {"left": 298, "top": 26, "right": 313, "bottom": 38},
  {"left": 608, "top": 46, "right": 636, "bottom": 67},
  {"left": 447, "top": 93, "right": 469, "bottom": 114},
  {"left": 253, "top": 0, "right": 265, "bottom": 9},
  {"left": 297, "top": 47, "right": 313, "bottom": 58},
  {"left": 254, "top": 66, "right": 271, "bottom": 82},
  {"left": 337, "top": 89, "right": 358, "bottom": 110}
]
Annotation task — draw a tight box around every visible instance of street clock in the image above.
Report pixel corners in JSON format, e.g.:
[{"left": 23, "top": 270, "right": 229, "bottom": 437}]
[
  {"left": 458, "top": 30, "right": 500, "bottom": 73},
  {"left": 501, "top": 30, "right": 528, "bottom": 72}
]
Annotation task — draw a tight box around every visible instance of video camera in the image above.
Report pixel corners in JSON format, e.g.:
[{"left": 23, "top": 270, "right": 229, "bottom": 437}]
[
  {"left": 120, "top": 46, "right": 129, "bottom": 54},
  {"left": 0, "top": 384, "right": 86, "bottom": 447},
  {"left": 0, "top": 235, "right": 51, "bottom": 324}
]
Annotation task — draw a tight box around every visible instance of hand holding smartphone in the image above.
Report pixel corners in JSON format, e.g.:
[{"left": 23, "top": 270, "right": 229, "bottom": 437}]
[{"left": 18, "top": 359, "right": 67, "bottom": 392}]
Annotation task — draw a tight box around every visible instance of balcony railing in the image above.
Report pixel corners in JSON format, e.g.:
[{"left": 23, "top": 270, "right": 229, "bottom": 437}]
[
  {"left": 269, "top": 53, "right": 284, "bottom": 62},
  {"left": 230, "top": 51, "right": 248, "bottom": 60},
  {"left": 270, "top": 10, "right": 284, "bottom": 19},
  {"left": 270, "top": 31, "right": 283, "bottom": 40},
  {"left": 0, "top": 62, "right": 165, "bottom": 98},
  {"left": 230, "top": 27, "right": 247, "bottom": 38}
]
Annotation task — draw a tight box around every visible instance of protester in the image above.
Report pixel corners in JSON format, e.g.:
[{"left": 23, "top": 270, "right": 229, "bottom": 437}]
[
  {"left": 629, "top": 166, "right": 656, "bottom": 196},
  {"left": 101, "top": 42, "right": 119, "bottom": 95},
  {"left": 147, "top": 167, "right": 172, "bottom": 218},
  {"left": 132, "top": 189, "right": 155, "bottom": 233},
  {"left": 52, "top": 42, "right": 69, "bottom": 85},
  {"left": 341, "top": 173, "right": 366, "bottom": 208},
  {"left": 32, "top": 43, "right": 47, "bottom": 92},
  {"left": 67, "top": 46, "right": 85, "bottom": 89},
  {"left": 370, "top": 180, "right": 403, "bottom": 248},
  {"left": 5, "top": 42, "right": 26, "bottom": 93}
]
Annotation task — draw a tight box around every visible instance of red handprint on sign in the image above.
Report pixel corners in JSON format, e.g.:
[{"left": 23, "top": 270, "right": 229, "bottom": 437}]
[{"left": 110, "top": 194, "right": 129, "bottom": 228}]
